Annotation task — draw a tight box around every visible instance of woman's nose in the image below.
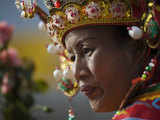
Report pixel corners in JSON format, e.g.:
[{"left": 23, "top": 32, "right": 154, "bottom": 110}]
[{"left": 72, "top": 57, "right": 89, "bottom": 83}]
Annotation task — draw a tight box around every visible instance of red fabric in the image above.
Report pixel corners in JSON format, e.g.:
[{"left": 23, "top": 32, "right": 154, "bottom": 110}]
[
  {"left": 113, "top": 98, "right": 160, "bottom": 120},
  {"left": 131, "top": 0, "right": 147, "bottom": 18}
]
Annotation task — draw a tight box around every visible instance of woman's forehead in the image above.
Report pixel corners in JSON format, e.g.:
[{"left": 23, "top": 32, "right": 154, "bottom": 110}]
[
  {"left": 64, "top": 25, "right": 120, "bottom": 48},
  {"left": 64, "top": 30, "right": 93, "bottom": 51}
]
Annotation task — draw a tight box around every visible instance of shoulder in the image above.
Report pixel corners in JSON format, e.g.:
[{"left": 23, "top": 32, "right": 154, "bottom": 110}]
[{"left": 112, "top": 97, "right": 160, "bottom": 120}]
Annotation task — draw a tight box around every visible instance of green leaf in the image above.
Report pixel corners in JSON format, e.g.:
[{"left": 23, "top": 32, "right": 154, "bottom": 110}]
[{"left": 33, "top": 79, "right": 48, "bottom": 93}]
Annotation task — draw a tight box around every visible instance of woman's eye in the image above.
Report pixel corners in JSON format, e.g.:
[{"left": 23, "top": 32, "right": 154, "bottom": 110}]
[
  {"left": 83, "top": 48, "right": 94, "bottom": 56},
  {"left": 70, "top": 55, "right": 75, "bottom": 62}
]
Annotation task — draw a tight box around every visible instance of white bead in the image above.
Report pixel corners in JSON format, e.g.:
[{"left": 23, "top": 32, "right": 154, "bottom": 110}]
[
  {"left": 128, "top": 26, "right": 143, "bottom": 40},
  {"left": 20, "top": 2, "right": 25, "bottom": 10},
  {"left": 47, "top": 44, "right": 64, "bottom": 55},
  {"left": 69, "top": 114, "right": 75, "bottom": 118},
  {"left": 53, "top": 69, "right": 62, "bottom": 81},
  {"left": 63, "top": 68, "right": 73, "bottom": 79},
  {"left": 38, "top": 21, "right": 46, "bottom": 32},
  {"left": 56, "top": 44, "right": 64, "bottom": 54},
  {"left": 47, "top": 44, "right": 57, "bottom": 54},
  {"left": 20, "top": 11, "right": 26, "bottom": 18},
  {"left": 149, "top": 62, "right": 155, "bottom": 67},
  {"left": 15, "top": 1, "right": 20, "bottom": 9}
]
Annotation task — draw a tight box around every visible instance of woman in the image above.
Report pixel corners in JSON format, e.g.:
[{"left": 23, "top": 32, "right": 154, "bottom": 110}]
[
  {"left": 64, "top": 25, "right": 160, "bottom": 120},
  {"left": 15, "top": 0, "right": 160, "bottom": 119},
  {"left": 64, "top": 25, "right": 147, "bottom": 112}
]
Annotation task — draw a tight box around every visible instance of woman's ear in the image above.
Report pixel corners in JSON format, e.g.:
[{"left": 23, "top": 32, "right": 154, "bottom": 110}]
[
  {"left": 122, "top": 38, "right": 145, "bottom": 68},
  {"left": 123, "top": 39, "right": 147, "bottom": 77}
]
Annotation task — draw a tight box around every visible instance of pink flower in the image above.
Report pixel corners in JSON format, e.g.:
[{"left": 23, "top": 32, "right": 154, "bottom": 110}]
[
  {"left": 65, "top": 7, "right": 80, "bottom": 23},
  {"left": 109, "top": 2, "right": 127, "bottom": 18},
  {"left": 2, "top": 73, "right": 9, "bottom": 84},
  {"left": 8, "top": 48, "right": 22, "bottom": 66},
  {"left": 1, "top": 84, "right": 10, "bottom": 95},
  {"left": 0, "top": 21, "right": 14, "bottom": 47},
  {"left": 1, "top": 74, "right": 10, "bottom": 95},
  {"left": 85, "top": 2, "right": 101, "bottom": 18},
  {"left": 0, "top": 48, "right": 22, "bottom": 66},
  {"left": 0, "top": 50, "right": 8, "bottom": 63}
]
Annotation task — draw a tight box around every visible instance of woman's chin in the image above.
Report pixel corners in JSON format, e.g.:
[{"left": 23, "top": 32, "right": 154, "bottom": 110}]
[{"left": 89, "top": 98, "right": 117, "bottom": 112}]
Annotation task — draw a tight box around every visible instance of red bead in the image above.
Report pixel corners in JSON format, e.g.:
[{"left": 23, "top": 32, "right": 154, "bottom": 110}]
[
  {"left": 151, "top": 58, "right": 157, "bottom": 64},
  {"left": 54, "top": 0, "right": 61, "bottom": 8},
  {"left": 143, "top": 71, "right": 149, "bottom": 76},
  {"left": 91, "top": 8, "right": 96, "bottom": 13},
  {"left": 22, "top": 1, "right": 24, "bottom": 5},
  {"left": 132, "top": 77, "right": 142, "bottom": 85}
]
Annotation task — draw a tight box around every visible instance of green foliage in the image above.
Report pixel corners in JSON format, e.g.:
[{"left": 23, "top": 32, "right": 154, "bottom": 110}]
[
  {"left": 3, "top": 101, "right": 31, "bottom": 120},
  {"left": 33, "top": 79, "right": 49, "bottom": 93}
]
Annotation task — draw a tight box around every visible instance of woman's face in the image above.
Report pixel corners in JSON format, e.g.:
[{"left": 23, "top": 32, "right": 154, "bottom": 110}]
[{"left": 65, "top": 26, "right": 134, "bottom": 112}]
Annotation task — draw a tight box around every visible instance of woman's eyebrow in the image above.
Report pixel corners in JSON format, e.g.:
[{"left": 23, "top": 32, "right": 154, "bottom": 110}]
[
  {"left": 75, "top": 37, "right": 96, "bottom": 49},
  {"left": 67, "top": 36, "right": 96, "bottom": 53}
]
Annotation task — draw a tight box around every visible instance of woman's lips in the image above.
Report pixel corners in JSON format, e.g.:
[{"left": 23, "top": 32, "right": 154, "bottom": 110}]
[{"left": 80, "top": 85, "right": 102, "bottom": 99}]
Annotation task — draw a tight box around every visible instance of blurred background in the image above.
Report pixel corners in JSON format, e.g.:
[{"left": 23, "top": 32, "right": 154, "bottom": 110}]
[{"left": 0, "top": 0, "right": 114, "bottom": 119}]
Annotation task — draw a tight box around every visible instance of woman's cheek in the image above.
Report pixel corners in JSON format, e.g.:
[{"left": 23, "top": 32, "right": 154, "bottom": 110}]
[
  {"left": 87, "top": 49, "right": 100, "bottom": 77},
  {"left": 88, "top": 49, "right": 109, "bottom": 84}
]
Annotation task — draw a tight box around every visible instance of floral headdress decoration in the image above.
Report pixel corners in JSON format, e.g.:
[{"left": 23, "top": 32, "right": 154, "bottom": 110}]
[{"left": 15, "top": 0, "right": 160, "bottom": 97}]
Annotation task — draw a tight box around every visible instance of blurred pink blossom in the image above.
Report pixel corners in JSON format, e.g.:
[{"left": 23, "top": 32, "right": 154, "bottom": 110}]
[
  {"left": 0, "top": 50, "right": 8, "bottom": 63},
  {"left": 0, "top": 21, "right": 14, "bottom": 47},
  {"left": 0, "top": 48, "right": 22, "bottom": 66},
  {"left": 8, "top": 48, "right": 22, "bottom": 66},
  {"left": 1, "top": 74, "right": 10, "bottom": 95},
  {"left": 2, "top": 73, "right": 9, "bottom": 85},
  {"left": 1, "top": 84, "right": 10, "bottom": 95}
]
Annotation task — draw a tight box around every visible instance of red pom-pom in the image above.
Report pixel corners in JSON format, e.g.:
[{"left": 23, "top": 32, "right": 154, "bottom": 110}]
[{"left": 54, "top": 0, "right": 61, "bottom": 8}]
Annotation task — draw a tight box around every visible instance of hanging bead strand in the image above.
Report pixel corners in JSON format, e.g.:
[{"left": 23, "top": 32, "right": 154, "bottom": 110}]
[
  {"left": 132, "top": 57, "right": 157, "bottom": 85},
  {"left": 15, "top": 0, "right": 21, "bottom": 9},
  {"left": 15, "top": 0, "right": 37, "bottom": 18},
  {"left": 119, "top": 57, "right": 158, "bottom": 110}
]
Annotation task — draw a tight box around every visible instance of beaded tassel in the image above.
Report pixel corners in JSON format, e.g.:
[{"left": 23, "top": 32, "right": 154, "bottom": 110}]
[
  {"left": 53, "top": 67, "right": 78, "bottom": 120},
  {"left": 15, "top": 0, "right": 37, "bottom": 18},
  {"left": 53, "top": 67, "right": 79, "bottom": 97},
  {"left": 132, "top": 57, "right": 157, "bottom": 85},
  {"left": 119, "top": 57, "right": 158, "bottom": 110},
  {"left": 68, "top": 108, "right": 76, "bottom": 120}
]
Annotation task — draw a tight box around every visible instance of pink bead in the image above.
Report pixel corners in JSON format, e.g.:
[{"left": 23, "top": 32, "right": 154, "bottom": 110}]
[{"left": 151, "top": 59, "right": 157, "bottom": 64}]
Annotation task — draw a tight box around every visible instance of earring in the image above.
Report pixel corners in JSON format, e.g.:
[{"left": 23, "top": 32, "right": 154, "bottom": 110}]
[{"left": 53, "top": 67, "right": 79, "bottom": 120}]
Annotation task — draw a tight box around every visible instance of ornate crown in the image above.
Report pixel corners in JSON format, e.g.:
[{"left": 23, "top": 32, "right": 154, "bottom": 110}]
[
  {"left": 46, "top": 0, "right": 143, "bottom": 47},
  {"left": 15, "top": 0, "right": 160, "bottom": 97}
]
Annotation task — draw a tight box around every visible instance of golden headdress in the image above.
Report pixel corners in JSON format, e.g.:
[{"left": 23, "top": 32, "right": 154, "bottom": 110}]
[{"left": 15, "top": 0, "right": 160, "bottom": 96}]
